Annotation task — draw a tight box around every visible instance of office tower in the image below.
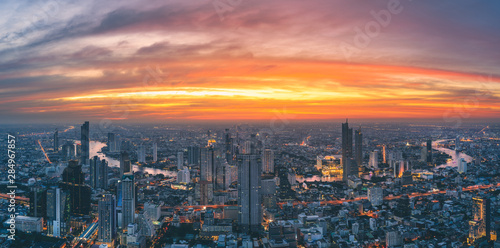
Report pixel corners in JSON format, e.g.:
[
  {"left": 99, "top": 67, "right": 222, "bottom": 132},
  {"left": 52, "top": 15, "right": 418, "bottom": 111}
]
[
  {"left": 107, "top": 133, "right": 116, "bottom": 152},
  {"left": 60, "top": 160, "right": 91, "bottom": 215},
  {"left": 187, "top": 146, "right": 201, "bottom": 165},
  {"left": 237, "top": 142, "right": 262, "bottom": 233},
  {"left": 224, "top": 129, "right": 233, "bottom": 164},
  {"left": 469, "top": 197, "right": 491, "bottom": 243},
  {"left": 343, "top": 158, "right": 358, "bottom": 181},
  {"left": 177, "top": 151, "right": 184, "bottom": 170},
  {"left": 458, "top": 158, "right": 467, "bottom": 173},
  {"left": 261, "top": 178, "right": 277, "bottom": 210},
  {"left": 215, "top": 159, "right": 229, "bottom": 191},
  {"left": 369, "top": 151, "right": 379, "bottom": 169},
  {"left": 120, "top": 152, "right": 131, "bottom": 177},
  {"left": 342, "top": 119, "right": 353, "bottom": 181},
  {"left": 29, "top": 187, "right": 46, "bottom": 219},
  {"left": 46, "top": 187, "right": 69, "bottom": 237},
  {"left": 137, "top": 145, "right": 146, "bottom": 163},
  {"left": 177, "top": 167, "right": 191, "bottom": 184},
  {"left": 90, "top": 156, "right": 109, "bottom": 189},
  {"left": 201, "top": 147, "right": 216, "bottom": 182},
  {"left": 98, "top": 194, "right": 116, "bottom": 244},
  {"left": 122, "top": 173, "right": 135, "bottom": 229},
  {"left": 420, "top": 146, "right": 428, "bottom": 162},
  {"left": 368, "top": 187, "right": 383, "bottom": 206},
  {"left": 382, "top": 145, "right": 387, "bottom": 164},
  {"left": 354, "top": 128, "right": 363, "bottom": 167},
  {"left": 54, "top": 130, "right": 59, "bottom": 152},
  {"left": 80, "top": 121, "right": 90, "bottom": 165},
  {"left": 152, "top": 142, "right": 157, "bottom": 162},
  {"left": 455, "top": 136, "right": 460, "bottom": 150},
  {"left": 426, "top": 139, "right": 433, "bottom": 163},
  {"left": 262, "top": 149, "right": 275, "bottom": 174}
]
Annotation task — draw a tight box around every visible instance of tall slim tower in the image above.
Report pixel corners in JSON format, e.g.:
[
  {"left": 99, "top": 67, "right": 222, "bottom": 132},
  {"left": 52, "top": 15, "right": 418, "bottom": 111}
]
[
  {"left": 224, "top": 129, "right": 233, "bottom": 164},
  {"left": 60, "top": 160, "right": 91, "bottom": 215},
  {"left": 120, "top": 152, "right": 131, "bottom": 177},
  {"left": 354, "top": 127, "right": 363, "bottom": 167},
  {"left": 122, "top": 173, "right": 135, "bottom": 229},
  {"left": 237, "top": 142, "right": 262, "bottom": 233},
  {"left": 107, "top": 133, "right": 116, "bottom": 152},
  {"left": 153, "top": 142, "right": 158, "bottom": 162},
  {"left": 46, "top": 187, "right": 69, "bottom": 237},
  {"left": 80, "top": 121, "right": 90, "bottom": 165},
  {"left": 54, "top": 130, "right": 59, "bottom": 152},
  {"left": 177, "top": 151, "right": 184, "bottom": 170},
  {"left": 469, "top": 197, "right": 491, "bottom": 243},
  {"left": 426, "top": 139, "right": 432, "bottom": 163},
  {"left": 262, "top": 149, "right": 275, "bottom": 174},
  {"left": 98, "top": 194, "right": 116, "bottom": 245},
  {"left": 137, "top": 145, "right": 146, "bottom": 163},
  {"left": 342, "top": 119, "right": 353, "bottom": 181}
]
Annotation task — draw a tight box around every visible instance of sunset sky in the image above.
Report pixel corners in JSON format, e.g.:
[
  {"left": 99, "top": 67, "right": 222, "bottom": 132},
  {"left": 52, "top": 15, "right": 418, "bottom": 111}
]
[{"left": 1, "top": 0, "right": 500, "bottom": 123}]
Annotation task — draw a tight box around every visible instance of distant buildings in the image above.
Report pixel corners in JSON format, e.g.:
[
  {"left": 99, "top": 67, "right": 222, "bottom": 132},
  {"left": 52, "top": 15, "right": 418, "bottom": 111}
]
[
  {"left": 152, "top": 142, "right": 157, "bottom": 162},
  {"left": 354, "top": 128, "right": 363, "bottom": 167}
]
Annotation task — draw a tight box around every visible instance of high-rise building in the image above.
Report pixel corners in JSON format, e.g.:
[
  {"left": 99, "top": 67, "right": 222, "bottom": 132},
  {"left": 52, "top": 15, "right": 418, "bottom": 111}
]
[
  {"left": 98, "top": 194, "right": 116, "bottom": 245},
  {"left": 177, "top": 151, "right": 184, "bottom": 170},
  {"left": 60, "top": 160, "right": 91, "bottom": 215},
  {"left": 426, "top": 139, "right": 433, "bottom": 163},
  {"left": 137, "top": 145, "right": 146, "bottom": 163},
  {"left": 80, "top": 121, "right": 90, "bottom": 165},
  {"left": 382, "top": 145, "right": 387, "bottom": 164},
  {"left": 120, "top": 152, "right": 131, "bottom": 177},
  {"left": 54, "top": 130, "right": 59, "bottom": 152},
  {"left": 107, "top": 133, "right": 117, "bottom": 152},
  {"left": 46, "top": 187, "right": 69, "bottom": 237},
  {"left": 368, "top": 187, "right": 383, "bottom": 206},
  {"left": 458, "top": 158, "right": 467, "bottom": 173},
  {"left": 394, "top": 161, "right": 406, "bottom": 178},
  {"left": 261, "top": 177, "right": 277, "bottom": 210},
  {"left": 187, "top": 146, "right": 200, "bottom": 165},
  {"left": 122, "top": 173, "right": 135, "bottom": 229},
  {"left": 152, "top": 142, "right": 157, "bottom": 162},
  {"left": 200, "top": 147, "right": 216, "bottom": 182},
  {"left": 177, "top": 167, "right": 191, "bottom": 184},
  {"left": 29, "top": 187, "right": 46, "bottom": 219},
  {"left": 455, "top": 136, "right": 460, "bottom": 151},
  {"left": 262, "top": 149, "right": 275, "bottom": 174},
  {"left": 369, "top": 151, "right": 379, "bottom": 169},
  {"left": 90, "top": 156, "right": 108, "bottom": 189},
  {"left": 354, "top": 128, "right": 363, "bottom": 167},
  {"left": 469, "top": 197, "right": 491, "bottom": 243},
  {"left": 237, "top": 142, "right": 262, "bottom": 233},
  {"left": 224, "top": 129, "right": 233, "bottom": 164},
  {"left": 342, "top": 119, "right": 353, "bottom": 181}
]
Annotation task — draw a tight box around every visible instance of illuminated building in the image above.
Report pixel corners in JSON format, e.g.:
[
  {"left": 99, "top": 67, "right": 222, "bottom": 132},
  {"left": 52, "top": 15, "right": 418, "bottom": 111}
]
[
  {"left": 469, "top": 197, "right": 491, "bottom": 243},
  {"left": 316, "top": 155, "right": 343, "bottom": 180},
  {"left": 60, "top": 160, "right": 91, "bottom": 216},
  {"left": 46, "top": 187, "right": 69, "bottom": 237},
  {"left": 98, "top": 194, "right": 116, "bottom": 245},
  {"left": 382, "top": 145, "right": 387, "bottom": 164},
  {"left": 369, "top": 151, "right": 379, "bottom": 169},
  {"left": 262, "top": 149, "right": 275, "bottom": 174},
  {"left": 122, "top": 173, "right": 135, "bottom": 229}
]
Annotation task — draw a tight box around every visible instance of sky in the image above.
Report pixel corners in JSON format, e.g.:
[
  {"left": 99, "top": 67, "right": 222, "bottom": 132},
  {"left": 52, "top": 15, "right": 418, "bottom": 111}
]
[{"left": 1, "top": 0, "right": 500, "bottom": 123}]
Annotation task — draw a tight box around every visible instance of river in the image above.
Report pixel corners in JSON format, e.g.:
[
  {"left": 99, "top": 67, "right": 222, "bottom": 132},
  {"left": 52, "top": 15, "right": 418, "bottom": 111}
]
[
  {"left": 432, "top": 139, "right": 473, "bottom": 169},
  {"left": 89, "top": 141, "right": 177, "bottom": 177}
]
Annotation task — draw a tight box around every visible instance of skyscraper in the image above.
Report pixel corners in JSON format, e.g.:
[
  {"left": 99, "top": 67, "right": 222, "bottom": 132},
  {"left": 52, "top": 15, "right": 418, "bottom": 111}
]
[
  {"left": 29, "top": 187, "right": 46, "bottom": 219},
  {"left": 107, "top": 133, "right": 116, "bottom": 152},
  {"left": 426, "top": 139, "right": 433, "bottom": 163},
  {"left": 122, "top": 172, "right": 135, "bottom": 229},
  {"left": 80, "top": 121, "right": 90, "bottom": 165},
  {"left": 354, "top": 128, "right": 363, "bottom": 167},
  {"left": 469, "top": 197, "right": 491, "bottom": 243},
  {"left": 177, "top": 151, "right": 184, "bottom": 170},
  {"left": 458, "top": 158, "right": 467, "bottom": 173},
  {"left": 224, "top": 129, "right": 233, "bottom": 164},
  {"left": 90, "top": 156, "right": 109, "bottom": 189},
  {"left": 152, "top": 142, "right": 157, "bottom": 162},
  {"left": 262, "top": 149, "right": 275, "bottom": 174},
  {"left": 382, "top": 145, "right": 387, "bottom": 164},
  {"left": 54, "top": 129, "right": 59, "bottom": 152},
  {"left": 60, "top": 160, "right": 91, "bottom": 215},
  {"left": 120, "top": 151, "right": 131, "bottom": 177},
  {"left": 369, "top": 151, "right": 379, "bottom": 169},
  {"left": 237, "top": 142, "right": 262, "bottom": 233},
  {"left": 46, "top": 187, "right": 69, "bottom": 237},
  {"left": 187, "top": 146, "right": 200, "bottom": 165},
  {"left": 98, "top": 194, "right": 116, "bottom": 245},
  {"left": 342, "top": 119, "right": 353, "bottom": 181},
  {"left": 137, "top": 144, "right": 146, "bottom": 163}
]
